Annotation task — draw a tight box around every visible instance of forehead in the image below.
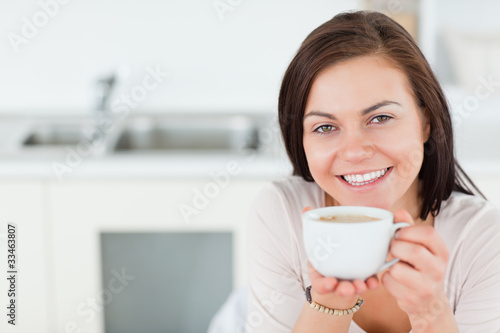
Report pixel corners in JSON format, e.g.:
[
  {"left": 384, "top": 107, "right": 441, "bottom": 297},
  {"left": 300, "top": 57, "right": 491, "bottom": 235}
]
[{"left": 306, "top": 56, "right": 416, "bottom": 112}]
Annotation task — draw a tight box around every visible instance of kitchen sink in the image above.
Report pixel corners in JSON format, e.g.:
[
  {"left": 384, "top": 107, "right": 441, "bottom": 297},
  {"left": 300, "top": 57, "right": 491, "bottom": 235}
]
[
  {"left": 23, "top": 122, "right": 97, "bottom": 146},
  {"left": 18, "top": 114, "right": 264, "bottom": 155},
  {"left": 113, "top": 115, "right": 259, "bottom": 152},
  {"left": 20, "top": 117, "right": 119, "bottom": 156}
]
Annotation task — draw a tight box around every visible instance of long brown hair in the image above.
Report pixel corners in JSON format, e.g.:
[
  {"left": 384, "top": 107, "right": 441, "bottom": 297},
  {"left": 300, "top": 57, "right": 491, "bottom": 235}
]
[{"left": 278, "top": 10, "right": 484, "bottom": 220}]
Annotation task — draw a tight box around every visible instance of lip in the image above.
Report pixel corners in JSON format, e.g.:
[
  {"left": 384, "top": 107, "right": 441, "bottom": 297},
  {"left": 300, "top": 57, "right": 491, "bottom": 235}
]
[
  {"left": 336, "top": 167, "right": 393, "bottom": 190},
  {"left": 336, "top": 167, "right": 390, "bottom": 177}
]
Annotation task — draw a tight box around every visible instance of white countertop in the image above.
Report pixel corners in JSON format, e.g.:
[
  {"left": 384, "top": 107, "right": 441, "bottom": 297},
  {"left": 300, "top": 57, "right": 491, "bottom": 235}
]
[{"left": 0, "top": 151, "right": 294, "bottom": 181}]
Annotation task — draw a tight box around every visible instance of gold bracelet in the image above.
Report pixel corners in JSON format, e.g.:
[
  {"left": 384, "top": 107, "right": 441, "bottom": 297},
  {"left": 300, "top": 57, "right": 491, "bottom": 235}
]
[{"left": 305, "top": 286, "right": 364, "bottom": 316}]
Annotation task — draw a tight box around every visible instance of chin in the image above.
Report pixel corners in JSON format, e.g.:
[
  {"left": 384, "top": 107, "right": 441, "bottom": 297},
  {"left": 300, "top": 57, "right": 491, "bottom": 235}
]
[{"left": 338, "top": 193, "right": 394, "bottom": 210}]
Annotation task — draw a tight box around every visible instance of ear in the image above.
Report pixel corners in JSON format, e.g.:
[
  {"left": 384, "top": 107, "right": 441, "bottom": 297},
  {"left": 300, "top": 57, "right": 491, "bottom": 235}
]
[{"left": 422, "top": 108, "right": 431, "bottom": 142}]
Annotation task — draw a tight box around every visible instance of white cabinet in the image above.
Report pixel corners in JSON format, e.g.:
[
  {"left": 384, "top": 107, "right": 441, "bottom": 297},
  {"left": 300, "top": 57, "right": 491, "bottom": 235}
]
[
  {"left": 47, "top": 179, "right": 267, "bottom": 333},
  {"left": 0, "top": 181, "right": 49, "bottom": 333}
]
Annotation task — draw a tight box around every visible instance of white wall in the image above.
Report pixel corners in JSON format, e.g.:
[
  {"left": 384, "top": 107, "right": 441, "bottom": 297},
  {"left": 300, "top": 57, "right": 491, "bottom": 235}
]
[
  {"left": 429, "top": 0, "right": 500, "bottom": 165},
  {"left": 432, "top": 0, "right": 500, "bottom": 84},
  {"left": 0, "top": 0, "right": 357, "bottom": 114}
]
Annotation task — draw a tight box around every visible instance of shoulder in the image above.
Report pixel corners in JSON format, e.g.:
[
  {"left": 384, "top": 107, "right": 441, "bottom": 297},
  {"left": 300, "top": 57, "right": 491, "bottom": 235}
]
[
  {"left": 437, "top": 191, "right": 500, "bottom": 233},
  {"left": 249, "top": 175, "right": 321, "bottom": 212},
  {"left": 267, "top": 175, "right": 319, "bottom": 196},
  {"left": 247, "top": 176, "right": 316, "bottom": 272},
  {"left": 437, "top": 192, "right": 500, "bottom": 271},
  {"left": 247, "top": 175, "right": 322, "bottom": 244},
  {"left": 436, "top": 192, "right": 500, "bottom": 256}
]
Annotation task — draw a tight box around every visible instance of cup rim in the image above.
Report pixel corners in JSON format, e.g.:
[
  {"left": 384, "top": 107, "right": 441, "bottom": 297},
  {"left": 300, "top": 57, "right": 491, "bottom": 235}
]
[{"left": 303, "top": 206, "right": 393, "bottom": 224}]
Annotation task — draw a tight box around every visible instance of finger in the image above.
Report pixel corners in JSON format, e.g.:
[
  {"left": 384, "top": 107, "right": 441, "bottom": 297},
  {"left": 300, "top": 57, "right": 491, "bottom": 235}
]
[
  {"left": 393, "top": 209, "right": 415, "bottom": 226},
  {"left": 365, "top": 275, "right": 380, "bottom": 290},
  {"left": 352, "top": 279, "right": 368, "bottom": 294},
  {"left": 387, "top": 261, "right": 424, "bottom": 291},
  {"left": 390, "top": 240, "right": 445, "bottom": 279},
  {"left": 394, "top": 224, "right": 449, "bottom": 259},
  {"left": 382, "top": 270, "right": 417, "bottom": 302},
  {"left": 302, "top": 206, "right": 313, "bottom": 214},
  {"left": 335, "top": 280, "right": 357, "bottom": 297},
  {"left": 314, "top": 278, "right": 340, "bottom": 294}
]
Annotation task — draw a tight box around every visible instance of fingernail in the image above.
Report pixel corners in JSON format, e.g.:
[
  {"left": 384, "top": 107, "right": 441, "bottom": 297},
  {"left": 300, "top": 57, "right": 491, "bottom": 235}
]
[
  {"left": 325, "top": 284, "right": 333, "bottom": 291},
  {"left": 395, "top": 230, "right": 401, "bottom": 239}
]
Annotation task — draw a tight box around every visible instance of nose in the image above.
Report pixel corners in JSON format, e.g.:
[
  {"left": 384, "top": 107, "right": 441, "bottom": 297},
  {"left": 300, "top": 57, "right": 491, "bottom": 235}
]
[{"left": 337, "top": 130, "right": 374, "bottom": 162}]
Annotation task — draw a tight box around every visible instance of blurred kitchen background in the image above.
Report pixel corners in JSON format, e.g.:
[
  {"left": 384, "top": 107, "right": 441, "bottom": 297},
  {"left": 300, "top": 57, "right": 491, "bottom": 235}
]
[{"left": 0, "top": 0, "right": 499, "bottom": 332}]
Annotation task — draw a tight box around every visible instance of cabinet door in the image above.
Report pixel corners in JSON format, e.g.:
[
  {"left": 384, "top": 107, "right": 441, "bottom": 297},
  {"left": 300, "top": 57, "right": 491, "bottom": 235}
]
[
  {"left": 48, "top": 179, "right": 267, "bottom": 333},
  {"left": 0, "top": 181, "right": 49, "bottom": 333}
]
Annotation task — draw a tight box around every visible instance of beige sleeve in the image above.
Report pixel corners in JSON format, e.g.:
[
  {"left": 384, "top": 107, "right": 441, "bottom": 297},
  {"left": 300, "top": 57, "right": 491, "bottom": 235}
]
[
  {"left": 454, "top": 205, "right": 500, "bottom": 331},
  {"left": 245, "top": 182, "right": 306, "bottom": 333}
]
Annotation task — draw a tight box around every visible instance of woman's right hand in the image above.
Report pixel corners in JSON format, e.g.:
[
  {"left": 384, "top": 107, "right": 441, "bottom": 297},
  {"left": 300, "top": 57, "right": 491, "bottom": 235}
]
[{"left": 303, "top": 206, "right": 380, "bottom": 307}]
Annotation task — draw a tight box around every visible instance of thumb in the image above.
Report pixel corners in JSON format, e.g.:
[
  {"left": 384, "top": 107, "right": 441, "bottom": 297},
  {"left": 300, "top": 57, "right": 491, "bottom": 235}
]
[
  {"left": 393, "top": 209, "right": 415, "bottom": 226},
  {"left": 302, "top": 206, "right": 314, "bottom": 214}
]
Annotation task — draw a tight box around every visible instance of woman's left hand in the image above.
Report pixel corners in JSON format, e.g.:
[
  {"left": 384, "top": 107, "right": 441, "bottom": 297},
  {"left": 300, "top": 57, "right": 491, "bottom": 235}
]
[{"left": 382, "top": 210, "right": 450, "bottom": 321}]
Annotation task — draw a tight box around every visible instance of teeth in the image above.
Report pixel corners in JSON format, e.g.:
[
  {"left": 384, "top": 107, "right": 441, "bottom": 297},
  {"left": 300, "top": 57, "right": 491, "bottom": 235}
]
[{"left": 341, "top": 168, "right": 389, "bottom": 186}]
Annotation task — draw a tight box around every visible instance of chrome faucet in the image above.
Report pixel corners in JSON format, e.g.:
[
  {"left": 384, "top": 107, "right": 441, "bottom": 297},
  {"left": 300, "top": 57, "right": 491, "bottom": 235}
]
[
  {"left": 94, "top": 74, "right": 116, "bottom": 114},
  {"left": 90, "top": 73, "right": 118, "bottom": 153}
]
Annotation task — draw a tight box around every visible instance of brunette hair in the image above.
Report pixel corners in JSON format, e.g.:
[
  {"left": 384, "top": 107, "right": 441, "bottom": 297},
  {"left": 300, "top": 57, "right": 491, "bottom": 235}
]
[{"left": 278, "top": 10, "right": 483, "bottom": 220}]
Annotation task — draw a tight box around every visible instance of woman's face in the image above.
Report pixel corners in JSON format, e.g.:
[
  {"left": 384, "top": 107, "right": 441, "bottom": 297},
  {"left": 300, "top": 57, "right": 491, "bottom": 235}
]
[{"left": 303, "top": 56, "right": 430, "bottom": 212}]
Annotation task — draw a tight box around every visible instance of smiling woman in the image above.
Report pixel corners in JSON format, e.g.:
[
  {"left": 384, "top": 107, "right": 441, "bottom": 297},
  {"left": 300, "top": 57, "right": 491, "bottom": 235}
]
[{"left": 246, "top": 10, "right": 500, "bottom": 333}]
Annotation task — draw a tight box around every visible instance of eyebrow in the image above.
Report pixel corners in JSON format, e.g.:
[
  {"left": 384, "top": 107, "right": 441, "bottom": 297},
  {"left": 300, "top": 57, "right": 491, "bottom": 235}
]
[{"left": 303, "top": 100, "right": 402, "bottom": 120}]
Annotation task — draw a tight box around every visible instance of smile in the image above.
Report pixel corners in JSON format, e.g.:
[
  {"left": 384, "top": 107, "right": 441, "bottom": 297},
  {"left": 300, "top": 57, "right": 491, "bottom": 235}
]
[{"left": 340, "top": 167, "right": 391, "bottom": 186}]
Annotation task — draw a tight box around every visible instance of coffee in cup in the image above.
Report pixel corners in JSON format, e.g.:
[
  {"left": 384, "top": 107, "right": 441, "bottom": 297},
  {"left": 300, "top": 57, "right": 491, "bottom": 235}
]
[{"left": 319, "top": 214, "right": 381, "bottom": 222}]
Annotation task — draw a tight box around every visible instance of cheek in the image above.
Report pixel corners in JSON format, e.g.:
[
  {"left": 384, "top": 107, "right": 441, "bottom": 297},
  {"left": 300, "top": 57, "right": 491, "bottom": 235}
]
[
  {"left": 408, "top": 147, "right": 425, "bottom": 170},
  {"left": 303, "top": 137, "right": 337, "bottom": 177},
  {"left": 384, "top": 121, "right": 426, "bottom": 159},
  {"left": 390, "top": 135, "right": 425, "bottom": 178}
]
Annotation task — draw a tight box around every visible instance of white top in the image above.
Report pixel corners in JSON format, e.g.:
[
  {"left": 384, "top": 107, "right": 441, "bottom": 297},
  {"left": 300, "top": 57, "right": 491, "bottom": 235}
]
[{"left": 246, "top": 175, "right": 500, "bottom": 332}]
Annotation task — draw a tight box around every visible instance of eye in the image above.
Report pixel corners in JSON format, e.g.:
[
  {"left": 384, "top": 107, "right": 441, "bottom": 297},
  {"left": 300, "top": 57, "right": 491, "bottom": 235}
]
[
  {"left": 313, "top": 124, "right": 337, "bottom": 135},
  {"left": 370, "top": 115, "right": 392, "bottom": 123}
]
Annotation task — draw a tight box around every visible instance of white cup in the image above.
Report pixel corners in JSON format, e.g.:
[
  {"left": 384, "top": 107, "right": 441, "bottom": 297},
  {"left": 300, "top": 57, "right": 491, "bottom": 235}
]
[{"left": 302, "top": 206, "right": 410, "bottom": 280}]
